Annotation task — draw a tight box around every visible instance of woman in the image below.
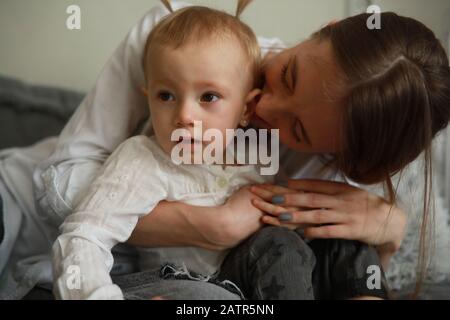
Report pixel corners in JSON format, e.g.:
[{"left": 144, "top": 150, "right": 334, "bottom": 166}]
[
  {"left": 123, "top": 3, "right": 450, "bottom": 298},
  {"left": 0, "top": 1, "right": 448, "bottom": 299}
]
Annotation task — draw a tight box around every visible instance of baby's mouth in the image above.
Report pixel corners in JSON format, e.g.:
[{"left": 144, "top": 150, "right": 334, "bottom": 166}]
[{"left": 177, "top": 137, "right": 202, "bottom": 144}]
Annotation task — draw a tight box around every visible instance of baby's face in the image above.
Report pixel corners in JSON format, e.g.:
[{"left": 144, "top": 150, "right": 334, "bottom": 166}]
[{"left": 145, "top": 38, "right": 254, "bottom": 160}]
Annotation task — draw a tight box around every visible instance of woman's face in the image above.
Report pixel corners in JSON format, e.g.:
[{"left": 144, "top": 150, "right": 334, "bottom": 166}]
[{"left": 253, "top": 38, "right": 346, "bottom": 154}]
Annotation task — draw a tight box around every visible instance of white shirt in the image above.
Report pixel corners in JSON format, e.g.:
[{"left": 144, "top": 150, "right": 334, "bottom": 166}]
[{"left": 52, "top": 136, "right": 272, "bottom": 300}]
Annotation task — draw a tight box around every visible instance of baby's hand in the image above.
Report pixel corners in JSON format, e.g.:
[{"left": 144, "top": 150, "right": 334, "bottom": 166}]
[{"left": 218, "top": 187, "right": 265, "bottom": 248}]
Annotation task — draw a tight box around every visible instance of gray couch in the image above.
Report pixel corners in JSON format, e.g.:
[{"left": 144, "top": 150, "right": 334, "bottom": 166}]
[
  {"left": 0, "top": 75, "right": 84, "bottom": 299},
  {"left": 0, "top": 75, "right": 84, "bottom": 150}
]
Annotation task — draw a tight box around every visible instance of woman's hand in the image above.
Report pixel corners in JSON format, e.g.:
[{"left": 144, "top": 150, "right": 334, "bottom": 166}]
[{"left": 250, "top": 180, "right": 407, "bottom": 252}]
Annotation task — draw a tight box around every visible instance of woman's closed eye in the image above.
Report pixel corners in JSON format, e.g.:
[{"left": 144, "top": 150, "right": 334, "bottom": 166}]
[
  {"left": 281, "top": 63, "right": 290, "bottom": 91},
  {"left": 200, "top": 92, "right": 221, "bottom": 103},
  {"left": 293, "top": 119, "right": 311, "bottom": 145},
  {"left": 281, "top": 56, "right": 298, "bottom": 94},
  {"left": 158, "top": 91, "right": 176, "bottom": 102}
]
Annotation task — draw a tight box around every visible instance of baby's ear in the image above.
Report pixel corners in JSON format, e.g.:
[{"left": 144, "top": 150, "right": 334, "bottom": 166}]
[
  {"left": 240, "top": 88, "right": 262, "bottom": 127},
  {"left": 140, "top": 86, "right": 149, "bottom": 97},
  {"left": 245, "top": 88, "right": 262, "bottom": 113}
]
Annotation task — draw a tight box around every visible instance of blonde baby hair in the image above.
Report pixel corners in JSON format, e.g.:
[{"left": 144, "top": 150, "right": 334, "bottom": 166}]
[
  {"left": 143, "top": 0, "right": 260, "bottom": 87},
  {"left": 161, "top": 0, "right": 253, "bottom": 18}
]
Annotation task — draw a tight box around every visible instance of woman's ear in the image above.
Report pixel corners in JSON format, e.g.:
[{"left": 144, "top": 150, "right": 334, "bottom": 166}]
[
  {"left": 240, "top": 88, "right": 262, "bottom": 127},
  {"left": 141, "top": 86, "right": 149, "bottom": 97}
]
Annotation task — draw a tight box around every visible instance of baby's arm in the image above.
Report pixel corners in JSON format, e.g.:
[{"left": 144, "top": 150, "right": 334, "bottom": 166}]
[
  {"left": 52, "top": 137, "right": 167, "bottom": 300},
  {"left": 129, "top": 184, "right": 274, "bottom": 250}
]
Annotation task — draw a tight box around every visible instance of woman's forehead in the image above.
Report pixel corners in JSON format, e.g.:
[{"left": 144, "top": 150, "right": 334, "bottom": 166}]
[
  {"left": 293, "top": 39, "right": 346, "bottom": 105},
  {"left": 294, "top": 39, "right": 337, "bottom": 73}
]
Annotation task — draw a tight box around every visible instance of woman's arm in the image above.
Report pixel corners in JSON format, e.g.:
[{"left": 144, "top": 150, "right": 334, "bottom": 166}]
[
  {"left": 33, "top": 2, "right": 186, "bottom": 223},
  {"left": 127, "top": 187, "right": 265, "bottom": 250},
  {"left": 249, "top": 180, "right": 407, "bottom": 270}
]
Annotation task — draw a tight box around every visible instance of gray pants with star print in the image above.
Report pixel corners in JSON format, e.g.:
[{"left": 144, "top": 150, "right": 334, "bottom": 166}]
[{"left": 216, "top": 226, "right": 389, "bottom": 300}]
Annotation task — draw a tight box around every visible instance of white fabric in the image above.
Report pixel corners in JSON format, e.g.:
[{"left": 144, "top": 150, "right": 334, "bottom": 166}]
[
  {"left": 381, "top": 137, "right": 450, "bottom": 291},
  {"left": 52, "top": 135, "right": 271, "bottom": 300},
  {"left": 0, "top": 138, "right": 57, "bottom": 299}
]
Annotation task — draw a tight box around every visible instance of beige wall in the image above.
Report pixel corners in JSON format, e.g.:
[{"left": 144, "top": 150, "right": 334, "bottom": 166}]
[
  {"left": 0, "top": 0, "right": 346, "bottom": 91},
  {"left": 0, "top": 0, "right": 448, "bottom": 91},
  {"left": 374, "top": 0, "right": 450, "bottom": 42}
]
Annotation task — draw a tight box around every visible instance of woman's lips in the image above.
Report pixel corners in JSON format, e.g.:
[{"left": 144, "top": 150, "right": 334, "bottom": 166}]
[{"left": 252, "top": 115, "right": 273, "bottom": 130}]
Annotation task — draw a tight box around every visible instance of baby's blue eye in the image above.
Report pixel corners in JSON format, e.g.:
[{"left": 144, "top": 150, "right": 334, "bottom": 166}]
[
  {"left": 158, "top": 91, "right": 175, "bottom": 102},
  {"left": 201, "top": 93, "right": 220, "bottom": 103}
]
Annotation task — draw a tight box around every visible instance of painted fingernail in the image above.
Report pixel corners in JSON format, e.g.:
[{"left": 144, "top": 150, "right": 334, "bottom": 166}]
[
  {"left": 272, "top": 195, "right": 284, "bottom": 204},
  {"left": 279, "top": 212, "right": 292, "bottom": 222}
]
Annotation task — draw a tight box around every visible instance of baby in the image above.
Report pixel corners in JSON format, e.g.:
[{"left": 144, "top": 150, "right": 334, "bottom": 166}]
[{"left": 52, "top": 3, "right": 273, "bottom": 300}]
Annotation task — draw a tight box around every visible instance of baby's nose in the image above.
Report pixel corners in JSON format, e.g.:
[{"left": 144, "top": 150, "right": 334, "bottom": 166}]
[{"left": 175, "top": 102, "right": 196, "bottom": 127}]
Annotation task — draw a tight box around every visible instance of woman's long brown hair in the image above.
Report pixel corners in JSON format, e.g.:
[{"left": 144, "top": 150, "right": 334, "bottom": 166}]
[{"left": 314, "top": 12, "right": 450, "bottom": 298}]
